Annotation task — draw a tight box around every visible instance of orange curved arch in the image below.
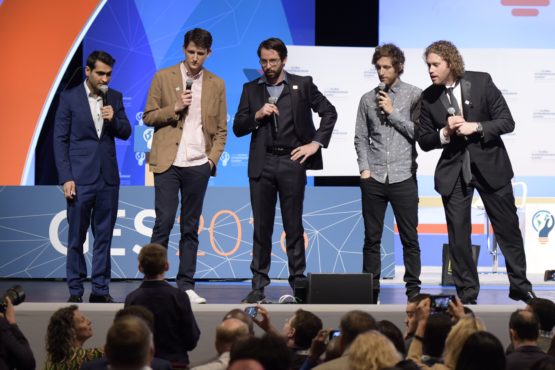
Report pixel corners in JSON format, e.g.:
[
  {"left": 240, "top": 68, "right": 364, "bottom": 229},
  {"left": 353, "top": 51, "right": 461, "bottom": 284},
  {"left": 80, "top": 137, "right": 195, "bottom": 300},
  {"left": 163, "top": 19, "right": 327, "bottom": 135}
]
[{"left": 0, "top": 0, "right": 101, "bottom": 184}]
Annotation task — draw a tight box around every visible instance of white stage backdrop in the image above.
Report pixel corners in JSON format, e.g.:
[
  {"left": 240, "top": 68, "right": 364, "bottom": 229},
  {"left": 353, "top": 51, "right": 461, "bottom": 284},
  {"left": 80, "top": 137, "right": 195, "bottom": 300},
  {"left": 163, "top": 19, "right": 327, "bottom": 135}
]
[{"left": 286, "top": 46, "right": 555, "bottom": 180}]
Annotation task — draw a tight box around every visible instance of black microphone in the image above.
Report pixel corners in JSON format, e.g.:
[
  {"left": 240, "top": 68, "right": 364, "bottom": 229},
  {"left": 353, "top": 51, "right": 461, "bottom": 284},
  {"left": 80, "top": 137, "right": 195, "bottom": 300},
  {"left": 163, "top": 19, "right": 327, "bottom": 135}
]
[
  {"left": 377, "top": 82, "right": 388, "bottom": 115},
  {"left": 98, "top": 85, "right": 108, "bottom": 106},
  {"left": 185, "top": 78, "right": 193, "bottom": 91},
  {"left": 268, "top": 96, "right": 279, "bottom": 135}
]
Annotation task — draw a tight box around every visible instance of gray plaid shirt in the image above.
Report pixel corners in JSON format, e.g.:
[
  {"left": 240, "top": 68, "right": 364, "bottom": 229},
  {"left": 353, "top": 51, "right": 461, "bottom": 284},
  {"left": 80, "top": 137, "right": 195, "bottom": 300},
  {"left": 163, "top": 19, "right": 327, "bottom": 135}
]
[{"left": 354, "top": 79, "right": 421, "bottom": 184}]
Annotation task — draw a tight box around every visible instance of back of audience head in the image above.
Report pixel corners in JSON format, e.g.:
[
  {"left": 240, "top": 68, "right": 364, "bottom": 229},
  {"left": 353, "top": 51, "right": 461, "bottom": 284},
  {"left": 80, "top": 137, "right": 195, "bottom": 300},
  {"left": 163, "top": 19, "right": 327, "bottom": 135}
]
[
  {"left": 138, "top": 243, "right": 168, "bottom": 278},
  {"left": 215, "top": 318, "right": 249, "bottom": 354},
  {"left": 230, "top": 333, "right": 292, "bottom": 370},
  {"left": 114, "top": 305, "right": 154, "bottom": 330},
  {"left": 339, "top": 310, "right": 377, "bottom": 351},
  {"left": 527, "top": 298, "right": 555, "bottom": 332},
  {"left": 454, "top": 331, "right": 505, "bottom": 370},
  {"left": 423, "top": 312, "right": 452, "bottom": 359},
  {"left": 510, "top": 308, "right": 540, "bottom": 345},
  {"left": 228, "top": 359, "right": 265, "bottom": 370},
  {"left": 105, "top": 316, "right": 153, "bottom": 370},
  {"left": 443, "top": 315, "right": 486, "bottom": 368},
  {"left": 46, "top": 305, "right": 91, "bottom": 362},
  {"left": 348, "top": 330, "right": 402, "bottom": 370},
  {"left": 549, "top": 333, "right": 555, "bottom": 357},
  {"left": 530, "top": 356, "right": 555, "bottom": 370},
  {"left": 223, "top": 308, "right": 255, "bottom": 335},
  {"left": 285, "top": 309, "right": 322, "bottom": 349},
  {"left": 377, "top": 320, "right": 406, "bottom": 357}
]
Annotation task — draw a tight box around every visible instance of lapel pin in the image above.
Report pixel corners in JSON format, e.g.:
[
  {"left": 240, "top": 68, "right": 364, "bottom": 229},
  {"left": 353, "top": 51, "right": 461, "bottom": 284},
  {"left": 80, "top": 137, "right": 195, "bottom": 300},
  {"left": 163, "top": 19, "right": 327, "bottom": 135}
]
[
  {"left": 293, "top": 85, "right": 298, "bottom": 90},
  {"left": 176, "top": 87, "right": 181, "bottom": 91},
  {"left": 464, "top": 100, "right": 471, "bottom": 105}
]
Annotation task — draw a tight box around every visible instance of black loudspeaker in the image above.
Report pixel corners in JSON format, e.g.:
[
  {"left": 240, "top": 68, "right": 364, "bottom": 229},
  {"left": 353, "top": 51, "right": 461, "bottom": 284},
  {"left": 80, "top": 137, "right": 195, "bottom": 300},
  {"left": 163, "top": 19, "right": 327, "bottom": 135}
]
[
  {"left": 544, "top": 270, "right": 555, "bottom": 281},
  {"left": 441, "top": 244, "right": 481, "bottom": 286},
  {"left": 307, "top": 273, "right": 373, "bottom": 304}
]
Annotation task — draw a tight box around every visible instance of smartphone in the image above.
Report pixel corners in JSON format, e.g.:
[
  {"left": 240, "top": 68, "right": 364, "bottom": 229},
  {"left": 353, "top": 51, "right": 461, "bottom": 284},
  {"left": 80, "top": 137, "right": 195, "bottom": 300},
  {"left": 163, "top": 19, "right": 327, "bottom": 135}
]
[
  {"left": 430, "top": 294, "right": 455, "bottom": 312},
  {"left": 244, "top": 306, "right": 258, "bottom": 318},
  {"left": 328, "top": 329, "right": 341, "bottom": 341}
]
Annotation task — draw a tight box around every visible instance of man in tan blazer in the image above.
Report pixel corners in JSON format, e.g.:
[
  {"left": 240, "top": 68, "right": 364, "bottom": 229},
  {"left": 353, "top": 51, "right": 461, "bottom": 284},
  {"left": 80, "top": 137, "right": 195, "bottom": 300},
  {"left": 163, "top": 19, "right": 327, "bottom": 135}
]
[{"left": 143, "top": 28, "right": 227, "bottom": 304}]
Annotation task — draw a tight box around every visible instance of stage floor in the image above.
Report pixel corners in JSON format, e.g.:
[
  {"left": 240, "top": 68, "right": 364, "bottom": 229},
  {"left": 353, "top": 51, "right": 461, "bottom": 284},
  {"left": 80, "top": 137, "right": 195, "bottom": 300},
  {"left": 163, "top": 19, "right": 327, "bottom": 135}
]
[{"left": 2, "top": 267, "right": 554, "bottom": 304}]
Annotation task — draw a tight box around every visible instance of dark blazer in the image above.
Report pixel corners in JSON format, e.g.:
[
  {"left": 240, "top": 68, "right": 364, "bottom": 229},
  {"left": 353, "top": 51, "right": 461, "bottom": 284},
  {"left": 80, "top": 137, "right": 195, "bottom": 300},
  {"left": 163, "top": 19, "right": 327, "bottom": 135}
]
[
  {"left": 233, "top": 72, "right": 337, "bottom": 178},
  {"left": 124, "top": 280, "right": 200, "bottom": 365},
  {"left": 506, "top": 345, "right": 547, "bottom": 370},
  {"left": 80, "top": 356, "right": 172, "bottom": 370},
  {"left": 54, "top": 83, "right": 131, "bottom": 185},
  {"left": 418, "top": 71, "right": 515, "bottom": 196}
]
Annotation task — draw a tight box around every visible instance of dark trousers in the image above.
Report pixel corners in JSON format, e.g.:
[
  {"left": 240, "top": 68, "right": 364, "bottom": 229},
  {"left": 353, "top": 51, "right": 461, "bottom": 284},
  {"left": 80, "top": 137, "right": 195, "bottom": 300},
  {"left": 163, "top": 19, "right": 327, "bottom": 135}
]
[
  {"left": 361, "top": 176, "right": 421, "bottom": 297},
  {"left": 249, "top": 154, "right": 307, "bottom": 291},
  {"left": 151, "top": 163, "right": 211, "bottom": 291},
  {"left": 442, "top": 175, "right": 532, "bottom": 302},
  {"left": 66, "top": 177, "right": 118, "bottom": 296}
]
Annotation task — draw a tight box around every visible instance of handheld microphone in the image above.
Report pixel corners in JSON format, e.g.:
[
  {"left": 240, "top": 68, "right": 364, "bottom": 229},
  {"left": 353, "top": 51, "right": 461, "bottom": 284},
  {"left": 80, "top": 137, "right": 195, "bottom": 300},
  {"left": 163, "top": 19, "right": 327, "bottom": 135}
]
[
  {"left": 268, "top": 96, "right": 279, "bottom": 135},
  {"left": 377, "top": 82, "right": 388, "bottom": 115},
  {"left": 447, "top": 106, "right": 468, "bottom": 141},
  {"left": 98, "top": 85, "right": 108, "bottom": 106},
  {"left": 185, "top": 79, "right": 193, "bottom": 91}
]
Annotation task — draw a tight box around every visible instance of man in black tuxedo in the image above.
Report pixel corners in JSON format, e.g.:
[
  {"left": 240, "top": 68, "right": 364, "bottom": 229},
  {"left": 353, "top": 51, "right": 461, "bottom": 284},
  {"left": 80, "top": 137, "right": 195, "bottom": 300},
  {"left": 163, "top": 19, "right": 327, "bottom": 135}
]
[
  {"left": 418, "top": 40, "right": 534, "bottom": 304},
  {"left": 233, "top": 37, "right": 337, "bottom": 303}
]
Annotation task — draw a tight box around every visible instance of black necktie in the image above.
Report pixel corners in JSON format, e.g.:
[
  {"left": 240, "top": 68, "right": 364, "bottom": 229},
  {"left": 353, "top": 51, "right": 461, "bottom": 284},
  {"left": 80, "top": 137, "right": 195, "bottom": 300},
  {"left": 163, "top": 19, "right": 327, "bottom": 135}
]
[
  {"left": 446, "top": 86, "right": 471, "bottom": 184},
  {"left": 446, "top": 87, "right": 461, "bottom": 116}
]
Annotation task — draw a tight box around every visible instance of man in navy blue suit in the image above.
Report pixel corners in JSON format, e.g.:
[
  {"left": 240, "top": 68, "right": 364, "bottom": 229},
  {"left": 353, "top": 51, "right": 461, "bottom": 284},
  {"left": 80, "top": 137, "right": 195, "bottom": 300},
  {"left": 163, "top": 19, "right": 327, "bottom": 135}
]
[{"left": 54, "top": 50, "right": 131, "bottom": 303}]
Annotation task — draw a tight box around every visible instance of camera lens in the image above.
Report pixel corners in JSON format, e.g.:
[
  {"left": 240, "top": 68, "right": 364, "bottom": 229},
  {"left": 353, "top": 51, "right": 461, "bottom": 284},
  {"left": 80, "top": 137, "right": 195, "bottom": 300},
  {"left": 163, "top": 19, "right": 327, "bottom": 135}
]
[{"left": 5, "top": 285, "right": 25, "bottom": 306}]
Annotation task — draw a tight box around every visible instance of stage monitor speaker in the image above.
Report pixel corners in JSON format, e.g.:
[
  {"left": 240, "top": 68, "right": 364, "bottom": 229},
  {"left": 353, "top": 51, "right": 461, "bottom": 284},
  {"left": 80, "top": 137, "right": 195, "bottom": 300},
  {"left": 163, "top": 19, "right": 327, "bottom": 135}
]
[
  {"left": 544, "top": 270, "right": 555, "bottom": 281},
  {"left": 307, "top": 273, "right": 373, "bottom": 304},
  {"left": 441, "top": 244, "right": 480, "bottom": 286}
]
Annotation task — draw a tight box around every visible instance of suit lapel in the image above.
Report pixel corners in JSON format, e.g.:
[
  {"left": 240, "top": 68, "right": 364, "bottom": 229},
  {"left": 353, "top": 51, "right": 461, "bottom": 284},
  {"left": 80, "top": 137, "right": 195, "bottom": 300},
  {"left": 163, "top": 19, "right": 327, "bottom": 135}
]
[
  {"left": 201, "top": 70, "right": 211, "bottom": 125},
  {"left": 287, "top": 72, "right": 298, "bottom": 124},
  {"left": 460, "top": 78, "right": 472, "bottom": 119},
  {"left": 78, "top": 84, "right": 99, "bottom": 137}
]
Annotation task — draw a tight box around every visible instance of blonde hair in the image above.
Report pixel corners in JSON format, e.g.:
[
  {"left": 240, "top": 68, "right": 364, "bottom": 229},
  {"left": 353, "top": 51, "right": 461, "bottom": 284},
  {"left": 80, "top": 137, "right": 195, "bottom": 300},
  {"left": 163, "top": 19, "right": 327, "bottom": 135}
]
[
  {"left": 348, "top": 330, "right": 401, "bottom": 370},
  {"left": 443, "top": 315, "right": 486, "bottom": 368}
]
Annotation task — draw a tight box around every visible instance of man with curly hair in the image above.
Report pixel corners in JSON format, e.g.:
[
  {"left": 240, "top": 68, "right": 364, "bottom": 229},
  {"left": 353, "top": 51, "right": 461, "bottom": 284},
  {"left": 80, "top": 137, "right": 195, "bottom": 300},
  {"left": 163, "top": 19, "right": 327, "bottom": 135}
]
[{"left": 418, "top": 40, "right": 534, "bottom": 304}]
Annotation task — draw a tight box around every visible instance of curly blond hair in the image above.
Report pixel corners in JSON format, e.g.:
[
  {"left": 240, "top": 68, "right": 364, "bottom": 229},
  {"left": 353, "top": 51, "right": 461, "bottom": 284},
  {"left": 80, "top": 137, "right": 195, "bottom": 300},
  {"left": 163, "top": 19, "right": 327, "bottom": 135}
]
[
  {"left": 348, "top": 330, "right": 401, "bottom": 370},
  {"left": 424, "top": 40, "right": 465, "bottom": 80},
  {"left": 443, "top": 315, "right": 486, "bottom": 368}
]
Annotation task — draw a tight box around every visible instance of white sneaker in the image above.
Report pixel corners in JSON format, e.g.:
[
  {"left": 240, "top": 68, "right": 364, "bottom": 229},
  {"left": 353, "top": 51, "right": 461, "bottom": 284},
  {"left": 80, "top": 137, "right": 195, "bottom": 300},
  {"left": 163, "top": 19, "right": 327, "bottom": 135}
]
[{"left": 185, "top": 289, "right": 206, "bottom": 304}]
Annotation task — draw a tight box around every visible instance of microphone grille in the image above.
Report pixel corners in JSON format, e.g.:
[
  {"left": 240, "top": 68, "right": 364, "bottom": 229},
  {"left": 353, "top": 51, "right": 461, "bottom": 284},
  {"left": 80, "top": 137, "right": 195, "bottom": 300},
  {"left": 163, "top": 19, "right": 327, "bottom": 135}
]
[
  {"left": 186, "top": 79, "right": 193, "bottom": 89},
  {"left": 98, "top": 85, "right": 108, "bottom": 95},
  {"left": 447, "top": 107, "right": 456, "bottom": 115},
  {"left": 378, "top": 82, "right": 386, "bottom": 91},
  {"left": 268, "top": 96, "right": 278, "bottom": 104}
]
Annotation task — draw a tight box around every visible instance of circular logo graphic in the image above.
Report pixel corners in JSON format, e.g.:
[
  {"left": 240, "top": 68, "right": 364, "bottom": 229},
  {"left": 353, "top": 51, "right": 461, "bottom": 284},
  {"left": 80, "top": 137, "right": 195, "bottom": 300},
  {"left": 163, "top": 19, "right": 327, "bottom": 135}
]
[{"left": 531, "top": 210, "right": 555, "bottom": 238}]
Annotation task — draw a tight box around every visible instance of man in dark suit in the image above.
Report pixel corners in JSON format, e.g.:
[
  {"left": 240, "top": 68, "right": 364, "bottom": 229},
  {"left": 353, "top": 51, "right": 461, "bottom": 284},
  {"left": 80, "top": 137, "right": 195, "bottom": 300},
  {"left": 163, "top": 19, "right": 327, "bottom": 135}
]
[
  {"left": 233, "top": 38, "right": 337, "bottom": 303},
  {"left": 418, "top": 40, "right": 534, "bottom": 304},
  {"left": 54, "top": 50, "right": 131, "bottom": 303}
]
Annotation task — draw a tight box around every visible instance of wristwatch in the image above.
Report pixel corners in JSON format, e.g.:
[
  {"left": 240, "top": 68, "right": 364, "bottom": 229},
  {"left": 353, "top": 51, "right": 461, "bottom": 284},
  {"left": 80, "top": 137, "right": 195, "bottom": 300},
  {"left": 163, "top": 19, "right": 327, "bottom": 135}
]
[{"left": 476, "top": 122, "right": 484, "bottom": 137}]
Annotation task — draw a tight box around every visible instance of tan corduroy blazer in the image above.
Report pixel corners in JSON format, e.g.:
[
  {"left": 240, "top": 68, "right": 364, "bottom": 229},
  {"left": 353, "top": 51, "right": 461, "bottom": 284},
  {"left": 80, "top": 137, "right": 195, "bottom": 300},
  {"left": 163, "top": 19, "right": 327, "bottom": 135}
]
[{"left": 143, "top": 63, "right": 227, "bottom": 175}]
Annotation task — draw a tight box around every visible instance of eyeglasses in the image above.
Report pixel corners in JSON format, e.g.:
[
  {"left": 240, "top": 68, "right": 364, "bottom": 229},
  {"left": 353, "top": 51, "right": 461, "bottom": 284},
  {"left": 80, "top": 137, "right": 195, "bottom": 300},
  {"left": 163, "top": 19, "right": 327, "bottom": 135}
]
[{"left": 259, "top": 59, "right": 280, "bottom": 67}]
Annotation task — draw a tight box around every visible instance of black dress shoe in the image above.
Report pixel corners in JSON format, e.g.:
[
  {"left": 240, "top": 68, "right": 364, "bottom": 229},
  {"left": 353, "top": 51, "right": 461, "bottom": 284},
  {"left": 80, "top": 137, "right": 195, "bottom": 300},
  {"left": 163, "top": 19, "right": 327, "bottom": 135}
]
[
  {"left": 509, "top": 290, "right": 537, "bottom": 304},
  {"left": 89, "top": 294, "right": 115, "bottom": 303},
  {"left": 241, "top": 290, "right": 265, "bottom": 304},
  {"left": 68, "top": 295, "right": 83, "bottom": 303}
]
